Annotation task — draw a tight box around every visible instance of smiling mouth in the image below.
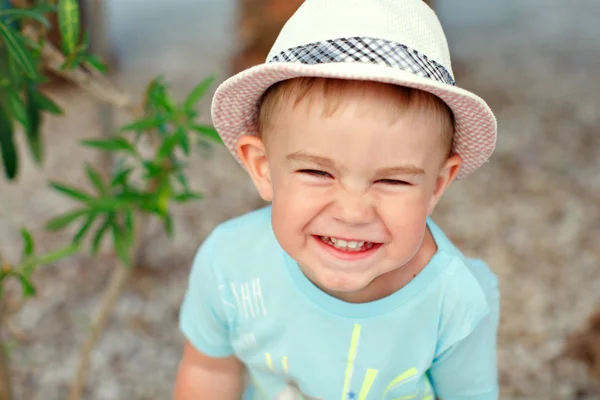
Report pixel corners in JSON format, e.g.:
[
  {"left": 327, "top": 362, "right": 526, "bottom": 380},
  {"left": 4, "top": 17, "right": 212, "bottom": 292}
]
[{"left": 318, "top": 236, "right": 377, "bottom": 252}]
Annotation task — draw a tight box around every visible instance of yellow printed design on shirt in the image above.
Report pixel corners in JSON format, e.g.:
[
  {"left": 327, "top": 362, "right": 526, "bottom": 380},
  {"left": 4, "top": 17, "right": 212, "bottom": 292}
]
[{"left": 268, "top": 324, "right": 432, "bottom": 400}]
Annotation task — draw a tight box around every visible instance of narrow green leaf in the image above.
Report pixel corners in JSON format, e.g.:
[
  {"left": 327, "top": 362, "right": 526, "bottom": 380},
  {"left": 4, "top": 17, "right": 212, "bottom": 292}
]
[
  {"left": 163, "top": 213, "right": 174, "bottom": 237},
  {"left": 29, "top": 4, "right": 59, "bottom": 15},
  {"left": 34, "top": 243, "right": 78, "bottom": 265},
  {"left": 0, "top": 21, "right": 38, "bottom": 79},
  {"left": 16, "top": 33, "right": 43, "bottom": 54},
  {"left": 0, "top": 101, "right": 17, "bottom": 179},
  {"left": 157, "top": 132, "right": 181, "bottom": 162},
  {"left": 119, "top": 192, "right": 153, "bottom": 208},
  {"left": 119, "top": 116, "right": 165, "bottom": 133},
  {"left": 85, "top": 54, "right": 108, "bottom": 73},
  {"left": 24, "top": 82, "right": 43, "bottom": 164},
  {"left": 49, "top": 182, "right": 91, "bottom": 202},
  {"left": 111, "top": 222, "right": 130, "bottom": 266},
  {"left": 78, "top": 31, "right": 89, "bottom": 52},
  {"left": 191, "top": 124, "right": 223, "bottom": 144},
  {"left": 174, "top": 191, "right": 203, "bottom": 203},
  {"left": 7, "top": 89, "right": 27, "bottom": 128},
  {"left": 186, "top": 109, "right": 199, "bottom": 120},
  {"left": 137, "top": 203, "right": 162, "bottom": 215},
  {"left": 58, "top": 0, "right": 80, "bottom": 55},
  {"left": 142, "top": 161, "right": 162, "bottom": 180},
  {"left": 146, "top": 77, "right": 176, "bottom": 113},
  {"left": 110, "top": 167, "right": 133, "bottom": 188},
  {"left": 174, "top": 171, "right": 190, "bottom": 193},
  {"left": 73, "top": 212, "right": 97, "bottom": 243},
  {"left": 124, "top": 211, "right": 134, "bottom": 248},
  {"left": 45, "top": 209, "right": 87, "bottom": 231},
  {"left": 32, "top": 90, "right": 63, "bottom": 115},
  {"left": 183, "top": 75, "right": 215, "bottom": 112},
  {"left": 20, "top": 228, "right": 35, "bottom": 257},
  {"left": 6, "top": 56, "right": 23, "bottom": 88},
  {"left": 81, "top": 138, "right": 137, "bottom": 155},
  {"left": 157, "top": 183, "right": 171, "bottom": 215},
  {"left": 0, "top": 9, "right": 50, "bottom": 27},
  {"left": 176, "top": 126, "right": 189, "bottom": 156},
  {"left": 87, "top": 197, "right": 134, "bottom": 212},
  {"left": 18, "top": 275, "right": 36, "bottom": 297},
  {"left": 84, "top": 163, "right": 107, "bottom": 195},
  {"left": 0, "top": 47, "right": 11, "bottom": 85},
  {"left": 91, "top": 214, "right": 112, "bottom": 256}
]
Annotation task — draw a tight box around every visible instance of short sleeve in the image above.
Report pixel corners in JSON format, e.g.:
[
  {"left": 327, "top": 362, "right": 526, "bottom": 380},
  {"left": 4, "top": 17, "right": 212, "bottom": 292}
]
[
  {"left": 428, "top": 264, "right": 500, "bottom": 399},
  {"left": 179, "top": 232, "right": 233, "bottom": 357}
]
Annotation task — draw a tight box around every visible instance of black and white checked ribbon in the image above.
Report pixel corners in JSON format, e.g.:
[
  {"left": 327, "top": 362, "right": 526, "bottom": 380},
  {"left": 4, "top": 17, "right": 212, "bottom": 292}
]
[{"left": 269, "top": 37, "right": 455, "bottom": 86}]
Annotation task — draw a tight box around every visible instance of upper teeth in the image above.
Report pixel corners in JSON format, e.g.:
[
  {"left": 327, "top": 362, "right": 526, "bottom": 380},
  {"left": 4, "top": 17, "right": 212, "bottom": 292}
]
[{"left": 322, "top": 236, "right": 367, "bottom": 249}]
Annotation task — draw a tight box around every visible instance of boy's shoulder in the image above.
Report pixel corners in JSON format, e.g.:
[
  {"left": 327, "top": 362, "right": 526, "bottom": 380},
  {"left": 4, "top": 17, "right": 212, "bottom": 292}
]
[
  {"left": 428, "top": 217, "right": 498, "bottom": 297},
  {"left": 428, "top": 218, "right": 499, "bottom": 334},
  {"left": 424, "top": 220, "right": 499, "bottom": 355}
]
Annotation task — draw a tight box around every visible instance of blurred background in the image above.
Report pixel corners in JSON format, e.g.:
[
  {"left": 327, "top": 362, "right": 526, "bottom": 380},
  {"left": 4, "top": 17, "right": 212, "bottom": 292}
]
[{"left": 1, "top": 0, "right": 600, "bottom": 399}]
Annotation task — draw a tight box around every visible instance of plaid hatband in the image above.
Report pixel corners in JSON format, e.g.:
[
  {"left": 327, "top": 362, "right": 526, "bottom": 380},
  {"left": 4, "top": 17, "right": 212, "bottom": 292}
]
[{"left": 269, "top": 37, "right": 455, "bottom": 86}]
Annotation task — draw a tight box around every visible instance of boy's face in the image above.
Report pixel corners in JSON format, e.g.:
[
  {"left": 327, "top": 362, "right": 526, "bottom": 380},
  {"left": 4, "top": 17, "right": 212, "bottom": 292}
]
[{"left": 238, "top": 83, "right": 461, "bottom": 301}]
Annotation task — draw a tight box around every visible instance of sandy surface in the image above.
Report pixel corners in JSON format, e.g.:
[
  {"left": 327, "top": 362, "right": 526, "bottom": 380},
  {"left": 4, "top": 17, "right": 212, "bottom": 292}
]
[{"left": 1, "top": 0, "right": 599, "bottom": 399}]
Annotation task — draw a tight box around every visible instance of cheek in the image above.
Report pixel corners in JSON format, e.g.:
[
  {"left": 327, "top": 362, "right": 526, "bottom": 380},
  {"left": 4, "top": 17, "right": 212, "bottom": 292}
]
[
  {"left": 270, "top": 175, "right": 328, "bottom": 244},
  {"left": 379, "top": 193, "right": 429, "bottom": 242}
]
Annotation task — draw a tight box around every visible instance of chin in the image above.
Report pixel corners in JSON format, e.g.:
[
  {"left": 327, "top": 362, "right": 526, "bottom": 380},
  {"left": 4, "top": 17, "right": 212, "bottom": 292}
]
[{"left": 314, "top": 269, "right": 374, "bottom": 295}]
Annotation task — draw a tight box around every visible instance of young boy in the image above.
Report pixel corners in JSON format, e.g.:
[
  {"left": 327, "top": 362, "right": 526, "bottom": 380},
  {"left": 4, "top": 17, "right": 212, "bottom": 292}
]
[{"left": 174, "top": 0, "right": 500, "bottom": 399}]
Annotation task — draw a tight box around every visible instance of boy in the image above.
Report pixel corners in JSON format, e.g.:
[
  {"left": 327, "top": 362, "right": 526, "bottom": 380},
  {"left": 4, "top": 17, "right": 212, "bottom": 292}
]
[{"left": 174, "top": 0, "right": 500, "bottom": 399}]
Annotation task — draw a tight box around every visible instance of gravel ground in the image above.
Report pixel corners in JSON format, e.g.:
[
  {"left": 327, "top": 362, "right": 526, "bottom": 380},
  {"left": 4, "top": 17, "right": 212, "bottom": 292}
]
[{"left": 1, "top": 1, "right": 599, "bottom": 399}]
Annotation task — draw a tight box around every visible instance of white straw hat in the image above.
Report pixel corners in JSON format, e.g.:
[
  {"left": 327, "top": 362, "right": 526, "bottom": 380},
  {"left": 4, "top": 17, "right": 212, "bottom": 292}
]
[{"left": 211, "top": 0, "right": 497, "bottom": 178}]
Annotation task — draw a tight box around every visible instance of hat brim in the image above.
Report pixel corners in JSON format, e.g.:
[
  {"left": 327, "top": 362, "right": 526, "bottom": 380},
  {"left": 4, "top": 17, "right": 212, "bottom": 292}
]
[{"left": 211, "top": 61, "right": 497, "bottom": 179}]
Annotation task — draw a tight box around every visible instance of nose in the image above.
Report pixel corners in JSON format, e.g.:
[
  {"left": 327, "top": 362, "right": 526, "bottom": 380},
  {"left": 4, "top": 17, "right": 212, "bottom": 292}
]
[{"left": 331, "top": 187, "right": 375, "bottom": 226}]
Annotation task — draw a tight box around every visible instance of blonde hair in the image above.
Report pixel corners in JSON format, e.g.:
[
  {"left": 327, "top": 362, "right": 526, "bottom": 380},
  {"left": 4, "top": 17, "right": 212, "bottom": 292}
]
[{"left": 257, "top": 77, "right": 455, "bottom": 156}]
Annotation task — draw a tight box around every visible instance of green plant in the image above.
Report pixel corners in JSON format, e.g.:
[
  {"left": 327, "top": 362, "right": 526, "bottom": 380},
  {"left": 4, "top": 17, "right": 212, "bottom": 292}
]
[
  {"left": 0, "top": 1, "right": 221, "bottom": 399},
  {"left": 57, "top": 75, "right": 220, "bottom": 400},
  {"left": 0, "top": 229, "right": 77, "bottom": 300},
  {"left": 46, "top": 75, "right": 219, "bottom": 266},
  {"left": 0, "top": 0, "right": 88, "bottom": 180},
  {"left": 0, "top": 229, "right": 78, "bottom": 400}
]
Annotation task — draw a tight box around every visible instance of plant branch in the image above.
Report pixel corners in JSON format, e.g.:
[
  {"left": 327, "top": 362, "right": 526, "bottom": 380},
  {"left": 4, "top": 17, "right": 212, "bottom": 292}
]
[
  {"left": 0, "top": 337, "right": 12, "bottom": 400},
  {"left": 36, "top": 30, "right": 133, "bottom": 109},
  {"left": 10, "top": 0, "right": 131, "bottom": 110},
  {"left": 0, "top": 258, "right": 12, "bottom": 400},
  {"left": 68, "top": 211, "right": 150, "bottom": 400},
  {"left": 67, "top": 258, "right": 132, "bottom": 400},
  {"left": 18, "top": 23, "right": 136, "bottom": 113}
]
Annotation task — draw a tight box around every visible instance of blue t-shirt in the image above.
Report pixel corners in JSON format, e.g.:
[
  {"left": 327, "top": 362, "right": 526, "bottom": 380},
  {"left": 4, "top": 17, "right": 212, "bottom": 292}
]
[{"left": 179, "top": 207, "right": 500, "bottom": 400}]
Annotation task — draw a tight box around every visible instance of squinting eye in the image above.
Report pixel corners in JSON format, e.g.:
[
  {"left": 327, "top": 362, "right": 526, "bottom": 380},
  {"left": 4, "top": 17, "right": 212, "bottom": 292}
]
[
  {"left": 376, "top": 179, "right": 411, "bottom": 186},
  {"left": 298, "top": 169, "right": 332, "bottom": 178}
]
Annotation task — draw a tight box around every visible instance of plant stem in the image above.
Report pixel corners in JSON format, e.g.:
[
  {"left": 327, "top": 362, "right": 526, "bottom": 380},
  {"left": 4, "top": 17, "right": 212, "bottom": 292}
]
[
  {"left": 20, "top": 25, "right": 135, "bottom": 112},
  {"left": 0, "top": 245, "right": 11, "bottom": 400},
  {"left": 67, "top": 263, "right": 130, "bottom": 400},
  {"left": 0, "top": 301, "right": 12, "bottom": 400},
  {"left": 68, "top": 213, "right": 149, "bottom": 400},
  {"left": 0, "top": 339, "right": 12, "bottom": 400}
]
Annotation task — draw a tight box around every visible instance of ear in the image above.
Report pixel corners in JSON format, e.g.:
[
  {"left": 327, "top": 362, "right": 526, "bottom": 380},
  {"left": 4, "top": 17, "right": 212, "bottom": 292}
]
[
  {"left": 237, "top": 135, "right": 273, "bottom": 201},
  {"left": 427, "top": 154, "right": 462, "bottom": 215}
]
